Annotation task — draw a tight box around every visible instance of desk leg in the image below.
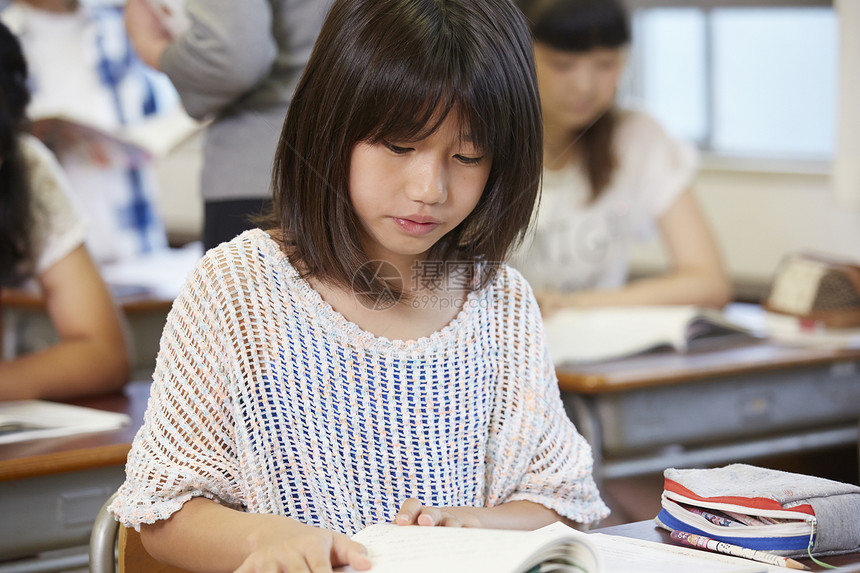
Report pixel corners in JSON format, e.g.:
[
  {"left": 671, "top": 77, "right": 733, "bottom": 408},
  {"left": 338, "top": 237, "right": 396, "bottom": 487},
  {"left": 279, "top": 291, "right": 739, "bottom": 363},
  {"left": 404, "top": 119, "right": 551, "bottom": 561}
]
[{"left": 562, "top": 393, "right": 605, "bottom": 485}]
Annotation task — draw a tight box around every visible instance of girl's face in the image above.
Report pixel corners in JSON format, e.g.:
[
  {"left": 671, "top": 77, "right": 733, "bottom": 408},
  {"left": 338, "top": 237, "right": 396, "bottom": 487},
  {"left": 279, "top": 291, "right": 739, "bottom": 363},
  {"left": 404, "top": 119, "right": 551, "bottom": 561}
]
[
  {"left": 349, "top": 112, "right": 491, "bottom": 265},
  {"left": 534, "top": 42, "right": 626, "bottom": 132}
]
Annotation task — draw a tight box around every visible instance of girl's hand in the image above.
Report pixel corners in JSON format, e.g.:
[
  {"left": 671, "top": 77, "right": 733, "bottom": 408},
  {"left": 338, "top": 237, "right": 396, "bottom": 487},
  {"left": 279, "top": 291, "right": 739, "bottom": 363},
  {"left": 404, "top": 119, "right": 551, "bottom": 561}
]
[
  {"left": 124, "top": 0, "right": 172, "bottom": 70},
  {"left": 393, "top": 498, "right": 483, "bottom": 528},
  {"left": 234, "top": 517, "right": 371, "bottom": 573}
]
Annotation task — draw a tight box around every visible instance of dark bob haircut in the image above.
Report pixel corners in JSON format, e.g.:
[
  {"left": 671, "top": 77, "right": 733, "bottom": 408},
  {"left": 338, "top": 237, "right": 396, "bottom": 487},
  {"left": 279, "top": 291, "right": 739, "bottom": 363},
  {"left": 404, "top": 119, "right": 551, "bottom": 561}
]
[
  {"left": 271, "top": 0, "right": 542, "bottom": 302},
  {"left": 0, "top": 21, "right": 33, "bottom": 287},
  {"left": 516, "top": 0, "right": 630, "bottom": 53}
]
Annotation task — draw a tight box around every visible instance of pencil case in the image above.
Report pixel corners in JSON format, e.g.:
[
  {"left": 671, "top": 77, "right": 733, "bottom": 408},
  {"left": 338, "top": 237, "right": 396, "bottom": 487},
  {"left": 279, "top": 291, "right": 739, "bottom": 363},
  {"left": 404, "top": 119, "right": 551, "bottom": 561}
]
[{"left": 654, "top": 463, "right": 860, "bottom": 557}]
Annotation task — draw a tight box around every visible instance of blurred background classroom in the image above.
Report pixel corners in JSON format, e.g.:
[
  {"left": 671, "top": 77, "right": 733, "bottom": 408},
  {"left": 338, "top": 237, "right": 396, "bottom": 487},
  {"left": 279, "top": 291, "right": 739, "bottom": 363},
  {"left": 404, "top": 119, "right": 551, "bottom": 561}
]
[{"left": 1, "top": 0, "right": 860, "bottom": 571}]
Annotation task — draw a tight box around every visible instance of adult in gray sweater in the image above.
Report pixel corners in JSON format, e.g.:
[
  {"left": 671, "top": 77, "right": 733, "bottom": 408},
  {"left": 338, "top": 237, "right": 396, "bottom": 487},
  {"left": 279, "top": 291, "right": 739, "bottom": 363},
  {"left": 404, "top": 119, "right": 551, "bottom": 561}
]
[{"left": 125, "top": 0, "right": 332, "bottom": 250}]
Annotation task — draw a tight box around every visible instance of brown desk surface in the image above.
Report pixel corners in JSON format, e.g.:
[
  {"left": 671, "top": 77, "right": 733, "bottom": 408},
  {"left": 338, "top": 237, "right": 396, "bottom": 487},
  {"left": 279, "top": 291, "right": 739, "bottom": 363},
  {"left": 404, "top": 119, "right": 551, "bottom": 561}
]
[
  {"left": 2, "top": 287, "right": 173, "bottom": 315},
  {"left": 593, "top": 520, "right": 860, "bottom": 571},
  {"left": 0, "top": 380, "right": 150, "bottom": 482},
  {"left": 557, "top": 337, "right": 860, "bottom": 394}
]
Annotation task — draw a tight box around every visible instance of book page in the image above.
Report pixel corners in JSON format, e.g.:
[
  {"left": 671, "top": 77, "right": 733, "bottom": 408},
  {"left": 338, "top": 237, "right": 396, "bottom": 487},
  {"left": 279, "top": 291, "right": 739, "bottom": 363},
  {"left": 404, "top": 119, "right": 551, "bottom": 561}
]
[
  {"left": 0, "top": 400, "right": 130, "bottom": 445},
  {"left": 31, "top": 109, "right": 202, "bottom": 160},
  {"left": 544, "top": 306, "right": 698, "bottom": 364},
  {"left": 341, "top": 523, "right": 600, "bottom": 573},
  {"left": 544, "top": 305, "right": 752, "bottom": 364},
  {"left": 589, "top": 533, "right": 775, "bottom": 573}
]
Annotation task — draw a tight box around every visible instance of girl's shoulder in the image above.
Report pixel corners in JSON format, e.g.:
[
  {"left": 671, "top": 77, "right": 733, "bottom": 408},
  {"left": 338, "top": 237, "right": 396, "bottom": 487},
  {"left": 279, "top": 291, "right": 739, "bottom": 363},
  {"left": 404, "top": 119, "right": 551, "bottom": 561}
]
[
  {"left": 480, "top": 261, "right": 539, "bottom": 312},
  {"left": 613, "top": 106, "right": 675, "bottom": 146},
  {"left": 612, "top": 106, "right": 698, "bottom": 170},
  {"left": 20, "top": 133, "right": 60, "bottom": 171},
  {"left": 19, "top": 134, "right": 78, "bottom": 217},
  {"left": 196, "top": 228, "right": 293, "bottom": 281},
  {"left": 18, "top": 134, "right": 88, "bottom": 276}
]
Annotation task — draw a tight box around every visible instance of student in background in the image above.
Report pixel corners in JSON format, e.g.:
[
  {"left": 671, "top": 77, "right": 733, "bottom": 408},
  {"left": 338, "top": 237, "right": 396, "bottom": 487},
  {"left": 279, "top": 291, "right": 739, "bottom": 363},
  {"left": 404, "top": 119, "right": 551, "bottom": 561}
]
[
  {"left": 511, "top": 0, "right": 731, "bottom": 314},
  {"left": 0, "top": 22, "right": 129, "bottom": 400},
  {"left": 1, "top": 0, "right": 178, "bottom": 267},
  {"left": 124, "top": 0, "right": 332, "bottom": 251},
  {"left": 109, "top": 0, "right": 609, "bottom": 570}
]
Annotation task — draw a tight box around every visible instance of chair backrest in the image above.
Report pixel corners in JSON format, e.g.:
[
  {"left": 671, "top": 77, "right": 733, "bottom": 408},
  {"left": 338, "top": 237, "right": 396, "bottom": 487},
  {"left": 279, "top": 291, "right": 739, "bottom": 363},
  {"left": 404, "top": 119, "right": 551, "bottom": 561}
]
[
  {"left": 89, "top": 490, "right": 189, "bottom": 573},
  {"left": 90, "top": 492, "right": 120, "bottom": 573}
]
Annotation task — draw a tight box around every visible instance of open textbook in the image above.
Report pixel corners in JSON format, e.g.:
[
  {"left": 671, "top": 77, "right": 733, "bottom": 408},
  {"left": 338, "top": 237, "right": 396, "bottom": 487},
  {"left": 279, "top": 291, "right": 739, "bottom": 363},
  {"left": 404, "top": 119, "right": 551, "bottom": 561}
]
[
  {"left": 544, "top": 305, "right": 753, "bottom": 365},
  {"left": 30, "top": 108, "right": 202, "bottom": 166},
  {"left": 0, "top": 400, "right": 130, "bottom": 445},
  {"left": 336, "top": 522, "right": 768, "bottom": 573}
]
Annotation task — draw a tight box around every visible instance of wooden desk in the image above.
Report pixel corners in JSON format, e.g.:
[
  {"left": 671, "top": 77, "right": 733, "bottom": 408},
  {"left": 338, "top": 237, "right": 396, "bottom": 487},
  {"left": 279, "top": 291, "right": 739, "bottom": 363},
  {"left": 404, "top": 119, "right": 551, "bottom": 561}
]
[
  {"left": 0, "top": 380, "right": 150, "bottom": 572},
  {"left": 557, "top": 337, "right": 860, "bottom": 480},
  {"left": 593, "top": 520, "right": 860, "bottom": 571}
]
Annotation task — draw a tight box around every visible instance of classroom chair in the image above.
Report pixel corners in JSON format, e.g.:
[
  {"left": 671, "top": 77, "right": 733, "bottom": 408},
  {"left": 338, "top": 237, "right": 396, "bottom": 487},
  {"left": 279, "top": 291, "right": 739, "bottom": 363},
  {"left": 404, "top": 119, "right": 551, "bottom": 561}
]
[{"left": 89, "top": 492, "right": 189, "bottom": 573}]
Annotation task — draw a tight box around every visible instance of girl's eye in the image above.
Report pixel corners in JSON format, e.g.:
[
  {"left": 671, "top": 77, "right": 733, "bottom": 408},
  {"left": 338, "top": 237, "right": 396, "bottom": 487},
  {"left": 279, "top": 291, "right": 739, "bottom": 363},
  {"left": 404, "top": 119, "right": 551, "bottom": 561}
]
[
  {"left": 454, "top": 154, "right": 484, "bottom": 166},
  {"left": 384, "top": 142, "right": 412, "bottom": 154}
]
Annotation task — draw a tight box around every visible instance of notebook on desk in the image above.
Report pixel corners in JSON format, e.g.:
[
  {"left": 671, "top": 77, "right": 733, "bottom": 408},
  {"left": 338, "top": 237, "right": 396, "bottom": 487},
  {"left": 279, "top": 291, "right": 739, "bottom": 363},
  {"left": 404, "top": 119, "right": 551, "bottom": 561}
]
[
  {"left": 543, "top": 305, "right": 755, "bottom": 365},
  {"left": 0, "top": 400, "right": 130, "bottom": 445}
]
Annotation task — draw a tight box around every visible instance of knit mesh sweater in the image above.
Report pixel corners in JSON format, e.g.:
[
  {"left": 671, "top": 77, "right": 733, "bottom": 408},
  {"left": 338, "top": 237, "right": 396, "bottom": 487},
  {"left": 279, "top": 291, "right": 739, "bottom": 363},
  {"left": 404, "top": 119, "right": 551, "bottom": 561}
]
[{"left": 110, "top": 229, "right": 609, "bottom": 532}]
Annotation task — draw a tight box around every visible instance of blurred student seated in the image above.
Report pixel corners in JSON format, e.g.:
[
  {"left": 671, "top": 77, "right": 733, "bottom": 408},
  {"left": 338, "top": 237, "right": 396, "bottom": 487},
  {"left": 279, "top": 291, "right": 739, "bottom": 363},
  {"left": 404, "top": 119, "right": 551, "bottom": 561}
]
[
  {"left": 1, "top": 0, "right": 184, "bottom": 269},
  {"left": 509, "top": 0, "right": 732, "bottom": 315},
  {"left": 0, "top": 21, "right": 130, "bottom": 401}
]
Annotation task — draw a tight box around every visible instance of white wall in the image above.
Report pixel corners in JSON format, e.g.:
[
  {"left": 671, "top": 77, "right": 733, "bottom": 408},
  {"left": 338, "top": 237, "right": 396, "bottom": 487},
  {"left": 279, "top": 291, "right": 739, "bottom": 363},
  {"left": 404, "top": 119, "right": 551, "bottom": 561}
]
[
  {"left": 632, "top": 0, "right": 860, "bottom": 299},
  {"left": 631, "top": 168, "right": 860, "bottom": 297}
]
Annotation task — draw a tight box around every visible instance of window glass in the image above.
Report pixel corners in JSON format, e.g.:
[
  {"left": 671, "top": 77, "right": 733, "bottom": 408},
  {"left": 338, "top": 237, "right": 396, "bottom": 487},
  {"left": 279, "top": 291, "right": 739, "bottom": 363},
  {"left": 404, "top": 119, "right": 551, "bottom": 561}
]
[
  {"left": 628, "top": 6, "right": 837, "bottom": 159},
  {"left": 635, "top": 8, "right": 708, "bottom": 144},
  {"left": 711, "top": 7, "right": 837, "bottom": 157}
]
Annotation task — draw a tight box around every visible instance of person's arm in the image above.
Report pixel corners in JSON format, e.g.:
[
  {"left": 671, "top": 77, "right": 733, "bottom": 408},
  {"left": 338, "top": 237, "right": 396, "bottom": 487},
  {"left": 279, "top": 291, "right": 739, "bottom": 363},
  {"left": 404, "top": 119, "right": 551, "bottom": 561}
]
[
  {"left": 125, "top": 0, "right": 277, "bottom": 119},
  {"left": 123, "top": 0, "right": 172, "bottom": 71},
  {"left": 0, "top": 245, "right": 130, "bottom": 400},
  {"left": 140, "top": 497, "right": 370, "bottom": 573},
  {"left": 393, "top": 498, "right": 569, "bottom": 530},
  {"left": 540, "top": 189, "right": 732, "bottom": 312}
]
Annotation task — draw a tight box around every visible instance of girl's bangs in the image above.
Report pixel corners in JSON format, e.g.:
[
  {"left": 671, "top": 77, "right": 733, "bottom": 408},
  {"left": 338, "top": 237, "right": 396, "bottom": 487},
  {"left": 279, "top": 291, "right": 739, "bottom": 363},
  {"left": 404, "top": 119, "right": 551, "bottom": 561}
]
[
  {"left": 532, "top": 2, "right": 630, "bottom": 52},
  {"left": 359, "top": 66, "right": 494, "bottom": 154}
]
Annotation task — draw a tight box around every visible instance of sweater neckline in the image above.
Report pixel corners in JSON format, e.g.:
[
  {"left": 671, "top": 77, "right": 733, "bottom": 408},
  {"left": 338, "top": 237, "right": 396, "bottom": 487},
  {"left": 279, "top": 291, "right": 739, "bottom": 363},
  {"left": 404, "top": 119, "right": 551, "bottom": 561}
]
[{"left": 249, "top": 229, "right": 484, "bottom": 353}]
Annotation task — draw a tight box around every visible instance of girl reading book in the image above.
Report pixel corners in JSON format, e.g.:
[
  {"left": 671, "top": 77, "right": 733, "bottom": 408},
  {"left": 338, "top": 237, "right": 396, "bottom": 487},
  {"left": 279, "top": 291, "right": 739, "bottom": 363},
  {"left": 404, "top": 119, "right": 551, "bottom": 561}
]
[
  {"left": 510, "top": 0, "right": 732, "bottom": 313},
  {"left": 109, "top": 0, "right": 610, "bottom": 570}
]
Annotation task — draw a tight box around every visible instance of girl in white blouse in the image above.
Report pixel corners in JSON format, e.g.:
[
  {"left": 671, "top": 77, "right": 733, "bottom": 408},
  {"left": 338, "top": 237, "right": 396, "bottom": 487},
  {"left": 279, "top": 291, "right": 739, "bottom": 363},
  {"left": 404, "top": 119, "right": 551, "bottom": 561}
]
[
  {"left": 512, "top": 0, "right": 732, "bottom": 313},
  {"left": 110, "top": 0, "right": 609, "bottom": 571},
  {"left": 0, "top": 21, "right": 129, "bottom": 400}
]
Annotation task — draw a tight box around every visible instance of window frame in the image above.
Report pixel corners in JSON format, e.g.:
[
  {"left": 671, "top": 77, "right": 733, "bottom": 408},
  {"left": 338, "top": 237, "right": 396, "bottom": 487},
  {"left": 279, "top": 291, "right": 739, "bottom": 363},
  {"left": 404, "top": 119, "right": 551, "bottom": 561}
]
[{"left": 622, "top": 0, "right": 835, "bottom": 175}]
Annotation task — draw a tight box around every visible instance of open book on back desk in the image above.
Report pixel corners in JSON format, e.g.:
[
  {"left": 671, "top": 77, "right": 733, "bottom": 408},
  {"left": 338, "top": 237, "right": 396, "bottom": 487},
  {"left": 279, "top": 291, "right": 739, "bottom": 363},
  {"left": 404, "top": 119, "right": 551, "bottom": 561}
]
[
  {"left": 335, "top": 522, "right": 768, "bottom": 573},
  {"left": 544, "top": 305, "right": 755, "bottom": 365},
  {"left": 30, "top": 108, "right": 202, "bottom": 166},
  {"left": 0, "top": 400, "right": 130, "bottom": 445}
]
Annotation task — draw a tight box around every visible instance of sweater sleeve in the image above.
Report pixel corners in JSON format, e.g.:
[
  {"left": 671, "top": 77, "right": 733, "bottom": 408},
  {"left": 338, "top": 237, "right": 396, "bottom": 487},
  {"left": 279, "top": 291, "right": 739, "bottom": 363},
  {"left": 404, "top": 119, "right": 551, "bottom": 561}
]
[
  {"left": 484, "top": 267, "right": 610, "bottom": 526},
  {"left": 110, "top": 251, "right": 244, "bottom": 529},
  {"left": 160, "top": 0, "right": 277, "bottom": 119}
]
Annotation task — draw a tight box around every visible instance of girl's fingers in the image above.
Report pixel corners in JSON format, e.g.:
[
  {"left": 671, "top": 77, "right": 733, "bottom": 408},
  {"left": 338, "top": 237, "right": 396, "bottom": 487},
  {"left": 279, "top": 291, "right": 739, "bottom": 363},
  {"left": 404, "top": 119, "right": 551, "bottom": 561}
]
[
  {"left": 394, "top": 498, "right": 423, "bottom": 524},
  {"left": 416, "top": 506, "right": 442, "bottom": 526},
  {"left": 330, "top": 536, "right": 371, "bottom": 571},
  {"left": 305, "top": 552, "right": 334, "bottom": 573},
  {"left": 440, "top": 514, "right": 464, "bottom": 527}
]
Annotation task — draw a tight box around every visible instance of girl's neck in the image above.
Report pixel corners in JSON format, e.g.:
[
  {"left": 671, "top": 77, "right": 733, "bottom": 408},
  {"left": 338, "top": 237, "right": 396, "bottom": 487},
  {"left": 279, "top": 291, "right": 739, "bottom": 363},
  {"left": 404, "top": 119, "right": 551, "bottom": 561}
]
[
  {"left": 543, "top": 125, "right": 582, "bottom": 171},
  {"left": 310, "top": 273, "right": 469, "bottom": 343}
]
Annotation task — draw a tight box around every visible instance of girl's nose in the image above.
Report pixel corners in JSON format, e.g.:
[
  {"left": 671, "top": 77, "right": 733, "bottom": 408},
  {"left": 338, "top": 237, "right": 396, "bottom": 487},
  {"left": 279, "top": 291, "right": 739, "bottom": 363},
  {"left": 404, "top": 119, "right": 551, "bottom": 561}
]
[
  {"left": 568, "top": 66, "right": 596, "bottom": 97},
  {"left": 405, "top": 157, "right": 447, "bottom": 204}
]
